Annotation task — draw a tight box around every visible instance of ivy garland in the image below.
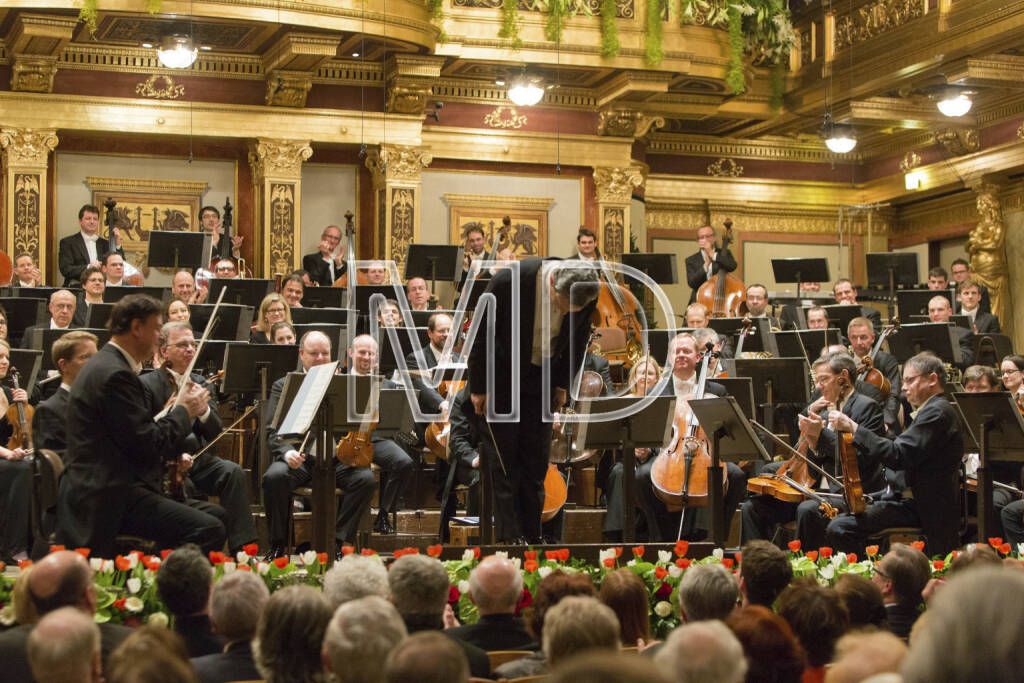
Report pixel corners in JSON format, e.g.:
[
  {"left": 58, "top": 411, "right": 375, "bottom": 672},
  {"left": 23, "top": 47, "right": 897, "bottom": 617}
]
[
  {"left": 600, "top": 0, "right": 620, "bottom": 58},
  {"left": 428, "top": 0, "right": 449, "bottom": 43},
  {"left": 499, "top": 0, "right": 524, "bottom": 49},
  {"left": 80, "top": 0, "right": 164, "bottom": 35},
  {"left": 645, "top": 0, "right": 663, "bottom": 66},
  {"left": 725, "top": 5, "right": 744, "bottom": 94}
]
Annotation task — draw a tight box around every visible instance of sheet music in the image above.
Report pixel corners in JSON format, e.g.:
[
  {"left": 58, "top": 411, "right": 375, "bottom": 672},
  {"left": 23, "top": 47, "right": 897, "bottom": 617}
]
[{"left": 277, "top": 361, "right": 339, "bottom": 437}]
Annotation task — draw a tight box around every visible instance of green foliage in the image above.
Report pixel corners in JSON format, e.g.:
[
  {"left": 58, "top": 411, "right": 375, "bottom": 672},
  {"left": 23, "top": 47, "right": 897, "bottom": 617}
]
[
  {"left": 428, "top": 0, "right": 449, "bottom": 43},
  {"left": 645, "top": 0, "right": 664, "bottom": 66},
  {"left": 146, "top": 0, "right": 163, "bottom": 13},
  {"left": 726, "top": 6, "right": 744, "bottom": 94},
  {"left": 499, "top": 0, "right": 524, "bottom": 50},
  {"left": 79, "top": 0, "right": 99, "bottom": 35},
  {"left": 600, "top": 0, "right": 621, "bottom": 58}
]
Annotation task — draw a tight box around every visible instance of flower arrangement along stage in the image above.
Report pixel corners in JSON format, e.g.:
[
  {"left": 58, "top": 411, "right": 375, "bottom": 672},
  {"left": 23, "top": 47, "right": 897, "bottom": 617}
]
[{"left": 2, "top": 540, "right": 1018, "bottom": 636}]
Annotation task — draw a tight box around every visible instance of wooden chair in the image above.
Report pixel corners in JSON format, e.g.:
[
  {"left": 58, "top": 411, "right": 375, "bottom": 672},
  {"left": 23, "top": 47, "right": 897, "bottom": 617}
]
[
  {"left": 30, "top": 449, "right": 63, "bottom": 549},
  {"left": 866, "top": 527, "right": 925, "bottom": 554},
  {"left": 487, "top": 650, "right": 533, "bottom": 670}
]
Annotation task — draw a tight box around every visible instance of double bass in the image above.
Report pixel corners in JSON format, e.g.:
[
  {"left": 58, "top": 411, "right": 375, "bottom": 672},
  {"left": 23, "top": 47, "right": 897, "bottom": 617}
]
[
  {"left": 588, "top": 231, "right": 644, "bottom": 367},
  {"left": 332, "top": 210, "right": 369, "bottom": 289},
  {"left": 695, "top": 219, "right": 746, "bottom": 318}
]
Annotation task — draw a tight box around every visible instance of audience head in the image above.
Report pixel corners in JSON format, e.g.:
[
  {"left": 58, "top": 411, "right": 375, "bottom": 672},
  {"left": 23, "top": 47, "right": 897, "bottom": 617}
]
[
  {"left": 873, "top": 543, "right": 930, "bottom": 606},
  {"left": 27, "top": 606, "right": 102, "bottom": 683},
  {"left": 323, "top": 554, "right": 390, "bottom": 610},
  {"left": 1000, "top": 355, "right": 1024, "bottom": 394},
  {"left": 552, "top": 651, "right": 671, "bottom": 683},
  {"left": 106, "top": 625, "right": 195, "bottom": 683},
  {"left": 678, "top": 563, "right": 739, "bottom": 622},
  {"left": 685, "top": 302, "right": 709, "bottom": 328},
  {"left": 12, "top": 566, "right": 38, "bottom": 625},
  {"left": 963, "top": 364, "right": 999, "bottom": 392},
  {"left": 526, "top": 569, "right": 597, "bottom": 641},
  {"left": 27, "top": 550, "right": 94, "bottom": 616},
  {"left": 927, "top": 266, "right": 949, "bottom": 290},
  {"left": 542, "top": 595, "right": 620, "bottom": 667},
  {"left": 388, "top": 554, "right": 450, "bottom": 625},
  {"left": 551, "top": 263, "right": 601, "bottom": 311},
  {"left": 777, "top": 578, "right": 849, "bottom": 668},
  {"left": 270, "top": 321, "right": 297, "bottom": 345},
  {"left": 745, "top": 283, "right": 769, "bottom": 317},
  {"left": 598, "top": 568, "right": 650, "bottom": 645},
  {"left": 927, "top": 295, "right": 952, "bottom": 323},
  {"left": 739, "top": 540, "right": 793, "bottom": 608},
  {"left": 299, "top": 330, "right": 332, "bottom": 371},
  {"left": 947, "top": 543, "right": 1001, "bottom": 576},
  {"left": 654, "top": 619, "right": 747, "bottom": 683},
  {"left": 834, "top": 573, "right": 887, "bottom": 630},
  {"left": 49, "top": 289, "right": 77, "bottom": 328},
  {"left": 902, "top": 567, "right": 1024, "bottom": 683},
  {"left": 155, "top": 544, "right": 212, "bottom": 617},
  {"left": 253, "top": 584, "right": 332, "bottom": 683},
  {"left": 209, "top": 570, "right": 269, "bottom": 644},
  {"left": 384, "top": 631, "right": 468, "bottom": 683},
  {"left": 323, "top": 595, "right": 407, "bottom": 683},
  {"left": 257, "top": 293, "right": 290, "bottom": 333},
  {"left": 825, "top": 631, "right": 907, "bottom": 683},
  {"left": 806, "top": 306, "right": 829, "bottom": 330},
  {"left": 468, "top": 555, "right": 523, "bottom": 616},
  {"left": 52, "top": 330, "right": 99, "bottom": 385},
  {"left": 281, "top": 274, "right": 305, "bottom": 308},
  {"left": 726, "top": 605, "right": 806, "bottom": 683}
]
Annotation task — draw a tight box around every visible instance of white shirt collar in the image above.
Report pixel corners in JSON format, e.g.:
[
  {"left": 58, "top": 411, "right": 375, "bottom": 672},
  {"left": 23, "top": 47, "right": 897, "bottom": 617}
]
[
  {"left": 80, "top": 231, "right": 99, "bottom": 243},
  {"left": 60, "top": 382, "right": 72, "bottom": 393},
  {"left": 49, "top": 319, "right": 70, "bottom": 330},
  {"left": 107, "top": 340, "right": 143, "bottom": 375}
]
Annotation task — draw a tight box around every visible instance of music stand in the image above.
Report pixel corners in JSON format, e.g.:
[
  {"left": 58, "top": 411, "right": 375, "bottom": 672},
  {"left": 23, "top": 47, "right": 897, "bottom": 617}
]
[
  {"left": 378, "top": 328, "right": 427, "bottom": 375},
  {"left": 354, "top": 285, "right": 402, "bottom": 316},
  {"left": 290, "top": 307, "right": 350, "bottom": 325},
  {"left": 643, "top": 329, "right": 685, "bottom": 367},
  {"left": 823, "top": 304, "right": 865, "bottom": 336},
  {"left": 689, "top": 396, "right": 772, "bottom": 545},
  {"left": 189, "top": 304, "right": 254, "bottom": 341},
  {"left": 405, "top": 244, "right": 462, "bottom": 302},
  {"left": 969, "top": 333, "right": 1014, "bottom": 367},
  {"left": 907, "top": 314, "right": 970, "bottom": 329},
  {"left": 773, "top": 329, "right": 841, "bottom": 362},
  {"left": 712, "top": 377, "right": 756, "bottom": 420},
  {"left": 953, "top": 392, "right": 1024, "bottom": 540},
  {"left": 207, "top": 279, "right": 275, "bottom": 309},
  {"left": 102, "top": 286, "right": 170, "bottom": 304},
  {"left": 290, "top": 324, "right": 348, "bottom": 362},
  {"left": 8, "top": 349, "right": 42, "bottom": 394},
  {"left": 192, "top": 341, "right": 230, "bottom": 377},
  {"left": 0, "top": 297, "right": 46, "bottom": 345},
  {"left": 85, "top": 303, "right": 114, "bottom": 328},
  {"left": 734, "top": 358, "right": 811, "bottom": 429},
  {"left": 897, "top": 288, "right": 953, "bottom": 319},
  {"left": 866, "top": 252, "right": 919, "bottom": 320},
  {"left": 887, "top": 323, "right": 961, "bottom": 365},
  {"left": 771, "top": 258, "right": 829, "bottom": 299},
  {"left": 708, "top": 318, "right": 778, "bottom": 356},
  {"left": 410, "top": 309, "right": 455, "bottom": 328},
  {"left": 147, "top": 230, "right": 210, "bottom": 273},
  {"left": 575, "top": 395, "right": 676, "bottom": 542},
  {"left": 6, "top": 286, "right": 71, "bottom": 302},
  {"left": 32, "top": 328, "right": 112, "bottom": 372},
  {"left": 300, "top": 287, "right": 348, "bottom": 309},
  {"left": 620, "top": 253, "right": 679, "bottom": 285}
]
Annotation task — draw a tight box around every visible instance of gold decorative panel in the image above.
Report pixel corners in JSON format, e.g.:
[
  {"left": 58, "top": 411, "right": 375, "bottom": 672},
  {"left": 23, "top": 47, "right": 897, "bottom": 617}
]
[
  {"left": 444, "top": 194, "right": 554, "bottom": 259},
  {"left": 135, "top": 74, "right": 186, "bottom": 100},
  {"left": 269, "top": 183, "right": 297, "bottom": 276},
  {"left": 12, "top": 173, "right": 41, "bottom": 259},
  {"left": 835, "top": 0, "right": 925, "bottom": 50}
]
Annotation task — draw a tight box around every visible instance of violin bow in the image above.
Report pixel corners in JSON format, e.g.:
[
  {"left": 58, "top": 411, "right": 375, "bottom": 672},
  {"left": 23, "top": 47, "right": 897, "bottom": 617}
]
[{"left": 154, "top": 286, "right": 226, "bottom": 420}]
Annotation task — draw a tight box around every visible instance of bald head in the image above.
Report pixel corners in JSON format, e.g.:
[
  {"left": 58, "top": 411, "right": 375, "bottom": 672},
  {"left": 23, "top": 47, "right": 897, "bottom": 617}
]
[
  {"left": 28, "top": 606, "right": 102, "bottom": 682},
  {"left": 468, "top": 556, "right": 524, "bottom": 615},
  {"left": 28, "top": 550, "right": 94, "bottom": 616}
]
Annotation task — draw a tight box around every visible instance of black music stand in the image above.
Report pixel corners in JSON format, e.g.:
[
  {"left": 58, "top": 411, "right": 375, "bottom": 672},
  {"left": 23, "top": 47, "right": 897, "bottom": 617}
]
[
  {"left": 953, "top": 392, "right": 1024, "bottom": 540},
  {"left": 208, "top": 279, "right": 275, "bottom": 309},
  {"left": 575, "top": 395, "right": 676, "bottom": 543},
  {"left": 0, "top": 297, "right": 46, "bottom": 345},
  {"left": 405, "top": 244, "right": 462, "bottom": 304},
  {"left": 290, "top": 307, "right": 350, "bottom": 325},
  {"left": 301, "top": 287, "right": 348, "bottom": 309},
  {"left": 897, "top": 288, "right": 953, "bottom": 319},
  {"left": 969, "top": 333, "right": 1014, "bottom": 367},
  {"left": 146, "top": 230, "right": 210, "bottom": 272},
  {"left": 8, "top": 349, "right": 42, "bottom": 394},
  {"left": 189, "top": 304, "right": 254, "bottom": 341},
  {"left": 887, "top": 323, "right": 961, "bottom": 365},
  {"left": 410, "top": 309, "right": 456, "bottom": 328},
  {"left": 773, "top": 329, "right": 841, "bottom": 362},
  {"left": 620, "top": 253, "right": 679, "bottom": 286},
  {"left": 866, "top": 252, "right": 918, "bottom": 321},
  {"left": 291, "top": 324, "right": 348, "bottom": 362},
  {"left": 689, "top": 396, "right": 771, "bottom": 545},
  {"left": 907, "top": 314, "right": 970, "bottom": 329},
  {"left": 102, "top": 286, "right": 170, "bottom": 304},
  {"left": 708, "top": 318, "right": 778, "bottom": 356},
  {"left": 354, "top": 285, "right": 402, "bottom": 317},
  {"left": 193, "top": 341, "right": 230, "bottom": 377},
  {"left": 31, "top": 328, "right": 111, "bottom": 373},
  {"left": 4, "top": 286, "right": 69, "bottom": 302},
  {"left": 823, "top": 304, "right": 865, "bottom": 336},
  {"left": 222, "top": 342, "right": 301, "bottom": 503},
  {"left": 85, "top": 303, "right": 114, "bottom": 328},
  {"left": 378, "top": 327, "right": 428, "bottom": 375},
  {"left": 734, "top": 358, "right": 811, "bottom": 429},
  {"left": 771, "top": 258, "right": 829, "bottom": 299},
  {"left": 713, "top": 377, "right": 756, "bottom": 420}
]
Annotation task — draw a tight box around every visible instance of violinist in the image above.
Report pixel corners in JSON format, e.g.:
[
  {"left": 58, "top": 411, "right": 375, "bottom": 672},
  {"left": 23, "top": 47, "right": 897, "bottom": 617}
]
[
  {"left": 201, "top": 205, "right": 243, "bottom": 261},
  {"left": 827, "top": 352, "right": 963, "bottom": 556},
  {"left": 407, "top": 313, "right": 459, "bottom": 442},
  {"left": 0, "top": 339, "right": 33, "bottom": 563},
  {"left": 847, "top": 317, "right": 901, "bottom": 434},
  {"left": 261, "top": 331, "right": 376, "bottom": 560},
  {"left": 140, "top": 322, "right": 258, "bottom": 555},
  {"left": 999, "top": 355, "right": 1024, "bottom": 401},
  {"left": 636, "top": 333, "right": 746, "bottom": 542},
  {"left": 685, "top": 225, "right": 737, "bottom": 305},
  {"left": 250, "top": 294, "right": 291, "bottom": 345},
  {"left": 347, "top": 334, "right": 414, "bottom": 535},
  {"left": 741, "top": 352, "right": 886, "bottom": 549},
  {"left": 302, "top": 225, "right": 345, "bottom": 287}
]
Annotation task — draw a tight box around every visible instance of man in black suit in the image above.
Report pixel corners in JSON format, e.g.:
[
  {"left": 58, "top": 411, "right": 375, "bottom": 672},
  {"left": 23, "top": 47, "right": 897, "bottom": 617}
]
[
  {"left": 55, "top": 294, "right": 226, "bottom": 556},
  {"left": 58, "top": 203, "right": 123, "bottom": 287},
  {"left": 847, "top": 317, "right": 901, "bottom": 434},
  {"left": 0, "top": 550, "right": 132, "bottom": 681},
  {"left": 20, "top": 289, "right": 78, "bottom": 348},
  {"left": 567, "top": 227, "right": 600, "bottom": 261},
  {"left": 33, "top": 331, "right": 98, "bottom": 460},
  {"left": 928, "top": 295, "right": 975, "bottom": 368},
  {"left": 827, "top": 353, "right": 964, "bottom": 556},
  {"left": 191, "top": 571, "right": 268, "bottom": 683},
  {"left": 468, "top": 258, "right": 601, "bottom": 543},
  {"left": 833, "top": 278, "right": 882, "bottom": 332},
  {"left": 302, "top": 224, "right": 345, "bottom": 286},
  {"left": 951, "top": 258, "right": 991, "bottom": 314},
  {"left": 446, "top": 555, "right": 535, "bottom": 651},
  {"left": 871, "top": 542, "right": 931, "bottom": 640},
  {"left": 439, "top": 386, "right": 480, "bottom": 541},
  {"left": 140, "top": 322, "right": 258, "bottom": 554},
  {"left": 407, "top": 312, "right": 459, "bottom": 437},
  {"left": 157, "top": 544, "right": 224, "bottom": 657},
  {"left": 741, "top": 352, "right": 887, "bottom": 549},
  {"left": 745, "top": 283, "right": 781, "bottom": 329},
  {"left": 200, "top": 205, "right": 243, "bottom": 261},
  {"left": 12, "top": 252, "right": 42, "bottom": 288},
  {"left": 958, "top": 278, "right": 1000, "bottom": 333},
  {"left": 634, "top": 332, "right": 747, "bottom": 542},
  {"left": 262, "top": 331, "right": 376, "bottom": 560},
  {"left": 685, "top": 224, "right": 737, "bottom": 305}
]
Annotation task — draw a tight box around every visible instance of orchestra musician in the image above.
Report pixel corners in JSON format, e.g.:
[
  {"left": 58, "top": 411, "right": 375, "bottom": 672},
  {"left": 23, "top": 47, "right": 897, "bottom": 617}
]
[
  {"left": 407, "top": 277, "right": 439, "bottom": 312},
  {"left": 635, "top": 332, "right": 747, "bottom": 542},
  {"left": 270, "top": 321, "right": 297, "bottom": 345},
  {"left": 348, "top": 334, "right": 415, "bottom": 535},
  {"left": 140, "top": 322, "right": 258, "bottom": 555},
  {"left": 165, "top": 299, "right": 190, "bottom": 324},
  {"left": 20, "top": 290, "right": 78, "bottom": 349},
  {"left": 407, "top": 313, "right": 459, "bottom": 441},
  {"left": 251, "top": 294, "right": 290, "bottom": 345},
  {"left": 568, "top": 228, "right": 599, "bottom": 261},
  {"left": 302, "top": 225, "right": 345, "bottom": 286},
  {"left": 365, "top": 261, "right": 388, "bottom": 285},
  {"left": 32, "top": 331, "right": 99, "bottom": 461},
  {"left": 468, "top": 258, "right": 601, "bottom": 544},
  {"left": 951, "top": 258, "right": 991, "bottom": 314},
  {"left": 439, "top": 385, "right": 481, "bottom": 541},
  {"left": 172, "top": 270, "right": 208, "bottom": 305},
  {"left": 957, "top": 279, "right": 1000, "bottom": 334},
  {"left": 685, "top": 225, "right": 737, "bottom": 305},
  {"left": 200, "top": 205, "right": 243, "bottom": 261},
  {"left": 73, "top": 265, "right": 106, "bottom": 327},
  {"left": 58, "top": 204, "right": 123, "bottom": 287},
  {"left": 740, "top": 351, "right": 887, "bottom": 549},
  {"left": 744, "top": 284, "right": 779, "bottom": 329},
  {"left": 56, "top": 294, "right": 226, "bottom": 556},
  {"left": 962, "top": 364, "right": 999, "bottom": 392},
  {"left": 927, "top": 267, "right": 949, "bottom": 290},
  {"left": 832, "top": 279, "right": 882, "bottom": 332},
  {"left": 927, "top": 295, "right": 974, "bottom": 368},
  {"left": 847, "top": 316, "right": 901, "bottom": 434},
  {"left": 827, "top": 352, "right": 963, "bottom": 556},
  {"left": 12, "top": 253, "right": 42, "bottom": 288},
  {"left": 261, "top": 331, "right": 377, "bottom": 560},
  {"left": 779, "top": 281, "right": 821, "bottom": 331},
  {"left": 0, "top": 339, "right": 34, "bottom": 563},
  {"left": 102, "top": 252, "right": 127, "bottom": 287},
  {"left": 685, "top": 303, "right": 710, "bottom": 328},
  {"left": 281, "top": 274, "right": 305, "bottom": 309},
  {"left": 214, "top": 259, "right": 239, "bottom": 279}
]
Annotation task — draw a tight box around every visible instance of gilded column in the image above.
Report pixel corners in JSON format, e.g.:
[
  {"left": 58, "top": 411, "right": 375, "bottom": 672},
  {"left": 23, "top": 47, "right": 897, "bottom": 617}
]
[
  {"left": 593, "top": 166, "right": 644, "bottom": 261},
  {"left": 248, "top": 138, "right": 312, "bottom": 276},
  {"left": 364, "top": 144, "right": 432, "bottom": 276},
  {"left": 0, "top": 128, "right": 58, "bottom": 276},
  {"left": 968, "top": 179, "right": 1012, "bottom": 340}
]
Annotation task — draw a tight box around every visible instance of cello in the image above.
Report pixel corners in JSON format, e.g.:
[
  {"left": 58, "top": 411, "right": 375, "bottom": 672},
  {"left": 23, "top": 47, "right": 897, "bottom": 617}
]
[
  {"left": 588, "top": 230, "right": 644, "bottom": 367},
  {"left": 695, "top": 219, "right": 746, "bottom": 318},
  {"left": 855, "top": 320, "right": 899, "bottom": 402}
]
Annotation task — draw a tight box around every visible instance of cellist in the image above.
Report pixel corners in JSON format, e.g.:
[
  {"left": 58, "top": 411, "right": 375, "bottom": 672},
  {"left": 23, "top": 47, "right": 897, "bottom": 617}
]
[
  {"left": 740, "top": 351, "right": 887, "bottom": 549},
  {"left": 636, "top": 332, "right": 747, "bottom": 542},
  {"left": 685, "top": 225, "right": 737, "bottom": 305}
]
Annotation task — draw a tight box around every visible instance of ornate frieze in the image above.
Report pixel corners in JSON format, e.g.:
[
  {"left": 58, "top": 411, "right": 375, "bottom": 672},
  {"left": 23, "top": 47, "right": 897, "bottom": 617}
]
[
  {"left": 968, "top": 180, "right": 1010, "bottom": 332},
  {"left": 12, "top": 173, "right": 41, "bottom": 260},
  {"left": 602, "top": 207, "right": 626, "bottom": 261},
  {"left": 706, "top": 158, "right": 743, "bottom": 178},
  {"left": 597, "top": 108, "right": 664, "bottom": 138},
  {"left": 484, "top": 106, "right": 528, "bottom": 129},
  {"left": 898, "top": 151, "right": 921, "bottom": 173},
  {"left": 266, "top": 70, "right": 313, "bottom": 108},
  {"left": 390, "top": 188, "right": 416, "bottom": 270},
  {"left": 593, "top": 166, "right": 644, "bottom": 204},
  {"left": 248, "top": 138, "right": 313, "bottom": 181},
  {"left": 135, "top": 74, "right": 186, "bottom": 100},
  {"left": 0, "top": 128, "right": 58, "bottom": 167},
  {"left": 365, "top": 145, "right": 433, "bottom": 190},
  {"left": 835, "top": 0, "right": 925, "bottom": 50},
  {"left": 646, "top": 202, "right": 893, "bottom": 237},
  {"left": 11, "top": 55, "right": 58, "bottom": 93},
  {"left": 268, "top": 183, "right": 297, "bottom": 276},
  {"left": 931, "top": 128, "right": 979, "bottom": 157}
]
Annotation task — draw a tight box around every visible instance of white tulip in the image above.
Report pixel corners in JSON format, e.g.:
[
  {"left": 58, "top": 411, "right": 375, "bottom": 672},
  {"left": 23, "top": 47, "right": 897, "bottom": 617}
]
[
  {"left": 124, "top": 597, "right": 144, "bottom": 613},
  {"left": 713, "top": 548, "right": 724, "bottom": 561},
  {"left": 90, "top": 558, "right": 103, "bottom": 572},
  {"left": 459, "top": 580, "right": 471, "bottom": 595},
  {"left": 101, "top": 559, "right": 114, "bottom": 573},
  {"left": 126, "top": 578, "right": 142, "bottom": 594},
  {"left": 658, "top": 550, "right": 672, "bottom": 564},
  {"left": 147, "top": 612, "right": 169, "bottom": 628},
  {"left": 495, "top": 551, "right": 509, "bottom": 560},
  {"left": 236, "top": 551, "right": 250, "bottom": 564},
  {"left": 462, "top": 549, "right": 475, "bottom": 562},
  {"left": 257, "top": 562, "right": 270, "bottom": 575},
  {"left": 654, "top": 601, "right": 673, "bottom": 618},
  {"left": 223, "top": 562, "right": 236, "bottom": 573},
  {"left": 302, "top": 550, "right": 317, "bottom": 566},
  {"left": 538, "top": 566, "right": 553, "bottom": 579},
  {"left": 669, "top": 565, "right": 683, "bottom": 578}
]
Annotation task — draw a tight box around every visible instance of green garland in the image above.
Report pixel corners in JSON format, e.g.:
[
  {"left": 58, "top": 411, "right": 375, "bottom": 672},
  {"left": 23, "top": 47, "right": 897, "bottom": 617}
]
[
  {"left": 600, "top": 0, "right": 620, "bottom": 58},
  {"left": 499, "top": 0, "right": 524, "bottom": 50},
  {"left": 79, "top": 0, "right": 99, "bottom": 34},
  {"left": 725, "top": 6, "right": 744, "bottom": 95},
  {"left": 645, "top": 0, "right": 663, "bottom": 66},
  {"left": 428, "top": 0, "right": 449, "bottom": 43}
]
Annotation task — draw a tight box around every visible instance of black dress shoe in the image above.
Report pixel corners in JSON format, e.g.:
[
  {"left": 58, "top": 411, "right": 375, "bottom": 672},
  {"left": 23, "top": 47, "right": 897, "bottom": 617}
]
[
  {"left": 374, "top": 512, "right": 396, "bottom": 535},
  {"left": 263, "top": 545, "right": 288, "bottom": 561}
]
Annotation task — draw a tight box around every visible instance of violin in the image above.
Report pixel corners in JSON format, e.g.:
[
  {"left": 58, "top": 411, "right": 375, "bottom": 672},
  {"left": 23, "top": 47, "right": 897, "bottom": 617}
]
[
  {"left": 424, "top": 378, "right": 467, "bottom": 462},
  {"left": 5, "top": 369, "right": 33, "bottom": 455},
  {"left": 335, "top": 380, "right": 378, "bottom": 467},
  {"left": 695, "top": 218, "right": 747, "bottom": 318},
  {"left": 551, "top": 331, "right": 607, "bottom": 465},
  {"left": 747, "top": 422, "right": 840, "bottom": 518},
  {"left": 838, "top": 431, "right": 866, "bottom": 515},
  {"left": 856, "top": 320, "right": 900, "bottom": 402}
]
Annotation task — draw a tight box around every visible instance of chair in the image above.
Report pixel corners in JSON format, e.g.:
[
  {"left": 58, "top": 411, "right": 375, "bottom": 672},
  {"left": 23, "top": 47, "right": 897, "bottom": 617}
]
[
  {"left": 287, "top": 486, "right": 346, "bottom": 555},
  {"left": 866, "top": 527, "right": 925, "bottom": 554},
  {"left": 30, "top": 449, "right": 63, "bottom": 549},
  {"left": 487, "top": 650, "right": 533, "bottom": 671}
]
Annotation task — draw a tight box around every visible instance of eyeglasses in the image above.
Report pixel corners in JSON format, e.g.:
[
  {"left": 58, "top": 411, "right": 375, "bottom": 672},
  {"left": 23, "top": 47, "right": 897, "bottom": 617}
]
[
  {"left": 267, "top": 307, "right": 286, "bottom": 315},
  {"left": 874, "top": 566, "right": 889, "bottom": 580},
  {"left": 1002, "top": 370, "right": 1021, "bottom": 377},
  {"left": 902, "top": 374, "right": 921, "bottom": 384},
  {"left": 169, "top": 341, "right": 197, "bottom": 350}
]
